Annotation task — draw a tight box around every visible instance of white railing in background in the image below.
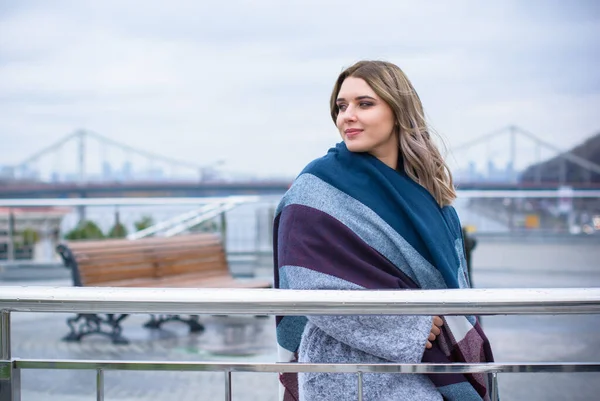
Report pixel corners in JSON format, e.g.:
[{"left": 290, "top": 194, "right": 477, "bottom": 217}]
[
  {"left": 0, "top": 190, "right": 599, "bottom": 209},
  {"left": 2, "top": 287, "right": 600, "bottom": 401},
  {"left": 0, "top": 196, "right": 262, "bottom": 261},
  {"left": 0, "top": 196, "right": 261, "bottom": 207},
  {"left": 126, "top": 197, "right": 251, "bottom": 240}
]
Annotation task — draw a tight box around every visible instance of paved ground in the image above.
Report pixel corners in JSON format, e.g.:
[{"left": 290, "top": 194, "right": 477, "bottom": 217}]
[
  {"left": 2, "top": 239, "right": 600, "bottom": 400},
  {"left": 468, "top": 240, "right": 600, "bottom": 401},
  {"left": 12, "top": 312, "right": 279, "bottom": 401}
]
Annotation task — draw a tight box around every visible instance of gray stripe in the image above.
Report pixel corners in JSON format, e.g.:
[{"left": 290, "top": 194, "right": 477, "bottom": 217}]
[
  {"left": 454, "top": 238, "right": 471, "bottom": 289},
  {"left": 281, "top": 265, "right": 364, "bottom": 291},
  {"left": 278, "top": 173, "right": 447, "bottom": 289},
  {"left": 453, "top": 238, "right": 476, "bottom": 324}
]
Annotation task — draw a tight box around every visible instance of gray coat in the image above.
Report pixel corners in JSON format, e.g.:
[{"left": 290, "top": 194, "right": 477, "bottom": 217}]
[{"left": 298, "top": 317, "right": 444, "bottom": 401}]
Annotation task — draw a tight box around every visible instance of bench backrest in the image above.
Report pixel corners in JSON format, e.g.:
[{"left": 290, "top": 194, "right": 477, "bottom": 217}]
[{"left": 57, "top": 233, "right": 228, "bottom": 286}]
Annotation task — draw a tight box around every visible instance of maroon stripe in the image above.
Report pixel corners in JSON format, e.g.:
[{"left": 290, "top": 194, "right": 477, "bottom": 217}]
[
  {"left": 422, "top": 346, "right": 465, "bottom": 387},
  {"left": 276, "top": 204, "right": 419, "bottom": 289},
  {"left": 280, "top": 372, "right": 300, "bottom": 401}
]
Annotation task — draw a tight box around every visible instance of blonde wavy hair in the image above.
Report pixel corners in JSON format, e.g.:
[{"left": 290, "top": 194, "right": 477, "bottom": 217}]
[{"left": 330, "top": 60, "right": 456, "bottom": 207}]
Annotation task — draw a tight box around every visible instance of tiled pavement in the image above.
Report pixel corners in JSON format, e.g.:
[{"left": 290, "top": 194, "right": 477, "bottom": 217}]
[{"left": 13, "top": 311, "right": 280, "bottom": 401}]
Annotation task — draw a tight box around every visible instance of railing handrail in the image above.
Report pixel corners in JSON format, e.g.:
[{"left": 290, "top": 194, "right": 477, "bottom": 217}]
[
  {"left": 14, "top": 359, "right": 600, "bottom": 374},
  {"left": 3, "top": 288, "right": 600, "bottom": 401},
  {"left": 1, "top": 287, "right": 599, "bottom": 315}
]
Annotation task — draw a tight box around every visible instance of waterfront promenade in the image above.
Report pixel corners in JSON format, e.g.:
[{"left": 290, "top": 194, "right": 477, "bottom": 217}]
[{"left": 2, "top": 238, "right": 600, "bottom": 400}]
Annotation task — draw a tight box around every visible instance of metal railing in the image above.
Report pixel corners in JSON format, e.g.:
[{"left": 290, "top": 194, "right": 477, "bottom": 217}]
[{"left": 2, "top": 287, "right": 600, "bottom": 401}]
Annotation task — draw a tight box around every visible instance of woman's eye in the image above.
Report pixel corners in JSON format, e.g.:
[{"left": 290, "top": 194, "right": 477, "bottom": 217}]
[
  {"left": 338, "top": 104, "right": 347, "bottom": 111},
  {"left": 360, "top": 102, "right": 373, "bottom": 108}
]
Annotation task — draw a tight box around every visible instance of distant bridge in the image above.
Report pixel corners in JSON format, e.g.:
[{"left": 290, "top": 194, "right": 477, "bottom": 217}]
[{"left": 2, "top": 125, "right": 600, "bottom": 200}]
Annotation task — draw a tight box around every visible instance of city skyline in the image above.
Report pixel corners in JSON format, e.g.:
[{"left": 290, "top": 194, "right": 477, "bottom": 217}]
[{"left": 0, "top": 123, "right": 595, "bottom": 183}]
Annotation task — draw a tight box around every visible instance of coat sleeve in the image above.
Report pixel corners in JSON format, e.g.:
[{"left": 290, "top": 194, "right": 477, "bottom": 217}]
[
  {"left": 282, "top": 265, "right": 433, "bottom": 362},
  {"left": 275, "top": 203, "right": 434, "bottom": 363}
]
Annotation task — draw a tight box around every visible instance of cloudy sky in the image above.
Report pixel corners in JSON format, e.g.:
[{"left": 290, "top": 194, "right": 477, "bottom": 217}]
[{"left": 0, "top": 0, "right": 599, "bottom": 180}]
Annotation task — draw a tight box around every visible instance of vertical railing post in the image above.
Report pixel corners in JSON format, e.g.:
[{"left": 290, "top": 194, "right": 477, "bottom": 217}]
[
  {"left": 357, "top": 371, "right": 363, "bottom": 401},
  {"left": 0, "top": 310, "right": 20, "bottom": 401},
  {"left": 0, "top": 312, "right": 9, "bottom": 363},
  {"left": 7, "top": 209, "right": 15, "bottom": 262},
  {"left": 220, "top": 211, "right": 227, "bottom": 252},
  {"left": 96, "top": 369, "right": 104, "bottom": 401},
  {"left": 224, "top": 371, "right": 232, "bottom": 401},
  {"left": 489, "top": 372, "right": 499, "bottom": 401}
]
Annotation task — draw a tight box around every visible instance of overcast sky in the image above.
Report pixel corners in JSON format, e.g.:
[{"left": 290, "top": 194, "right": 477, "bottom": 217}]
[{"left": 1, "top": 0, "right": 599, "bottom": 179}]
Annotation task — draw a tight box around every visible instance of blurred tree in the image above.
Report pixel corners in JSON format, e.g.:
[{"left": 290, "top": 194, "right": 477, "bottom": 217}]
[
  {"left": 195, "top": 219, "right": 218, "bottom": 232},
  {"left": 65, "top": 221, "right": 105, "bottom": 240},
  {"left": 108, "top": 222, "right": 128, "bottom": 238},
  {"left": 134, "top": 215, "right": 154, "bottom": 232},
  {"left": 21, "top": 228, "right": 40, "bottom": 245}
]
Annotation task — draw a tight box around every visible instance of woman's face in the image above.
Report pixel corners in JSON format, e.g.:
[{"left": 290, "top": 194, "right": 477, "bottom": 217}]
[{"left": 335, "top": 77, "right": 398, "bottom": 167}]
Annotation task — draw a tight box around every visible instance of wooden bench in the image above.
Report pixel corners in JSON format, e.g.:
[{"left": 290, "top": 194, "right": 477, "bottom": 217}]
[{"left": 56, "top": 233, "right": 271, "bottom": 344}]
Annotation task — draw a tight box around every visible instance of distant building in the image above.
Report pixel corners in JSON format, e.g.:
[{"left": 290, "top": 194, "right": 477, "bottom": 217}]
[
  {"left": 122, "top": 161, "right": 133, "bottom": 180},
  {"left": 102, "top": 161, "right": 112, "bottom": 180},
  {"left": 0, "top": 165, "right": 16, "bottom": 181},
  {"left": 0, "top": 207, "right": 71, "bottom": 261}
]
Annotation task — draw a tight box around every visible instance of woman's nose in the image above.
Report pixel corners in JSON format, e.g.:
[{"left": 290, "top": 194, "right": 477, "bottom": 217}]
[{"left": 343, "top": 106, "right": 357, "bottom": 122}]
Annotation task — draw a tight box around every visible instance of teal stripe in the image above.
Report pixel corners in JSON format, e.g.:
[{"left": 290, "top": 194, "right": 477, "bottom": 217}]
[
  {"left": 276, "top": 316, "right": 308, "bottom": 352},
  {"left": 438, "top": 382, "right": 483, "bottom": 401}
]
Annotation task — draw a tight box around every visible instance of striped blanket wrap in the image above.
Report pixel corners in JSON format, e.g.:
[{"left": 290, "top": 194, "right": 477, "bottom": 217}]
[{"left": 273, "top": 143, "right": 494, "bottom": 400}]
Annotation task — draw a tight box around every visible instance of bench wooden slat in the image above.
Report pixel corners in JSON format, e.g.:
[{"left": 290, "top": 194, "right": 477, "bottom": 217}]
[
  {"left": 92, "top": 273, "right": 271, "bottom": 289},
  {"left": 60, "top": 233, "right": 270, "bottom": 289},
  {"left": 80, "top": 266, "right": 157, "bottom": 284},
  {"left": 68, "top": 240, "right": 221, "bottom": 258}
]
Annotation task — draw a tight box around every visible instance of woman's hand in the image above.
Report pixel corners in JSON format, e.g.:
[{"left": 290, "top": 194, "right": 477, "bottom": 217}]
[{"left": 425, "top": 316, "right": 444, "bottom": 349}]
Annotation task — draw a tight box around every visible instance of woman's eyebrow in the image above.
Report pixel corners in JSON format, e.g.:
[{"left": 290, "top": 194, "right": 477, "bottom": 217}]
[{"left": 336, "top": 95, "right": 376, "bottom": 102}]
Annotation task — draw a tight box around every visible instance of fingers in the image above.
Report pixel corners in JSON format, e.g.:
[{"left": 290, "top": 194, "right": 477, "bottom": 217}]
[
  {"left": 430, "top": 316, "right": 443, "bottom": 335},
  {"left": 426, "top": 316, "right": 445, "bottom": 350}
]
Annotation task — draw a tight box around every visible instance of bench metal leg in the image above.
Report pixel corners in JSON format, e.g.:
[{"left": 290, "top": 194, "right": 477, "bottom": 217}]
[
  {"left": 187, "top": 315, "right": 204, "bottom": 333},
  {"left": 143, "top": 315, "right": 205, "bottom": 333},
  {"left": 63, "top": 313, "right": 129, "bottom": 345},
  {"left": 142, "top": 315, "right": 161, "bottom": 329}
]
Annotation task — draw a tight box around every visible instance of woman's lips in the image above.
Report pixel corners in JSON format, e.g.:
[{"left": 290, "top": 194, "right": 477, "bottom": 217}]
[{"left": 345, "top": 129, "right": 363, "bottom": 138}]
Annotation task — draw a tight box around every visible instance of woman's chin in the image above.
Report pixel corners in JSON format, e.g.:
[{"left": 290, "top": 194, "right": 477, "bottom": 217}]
[{"left": 344, "top": 140, "right": 369, "bottom": 153}]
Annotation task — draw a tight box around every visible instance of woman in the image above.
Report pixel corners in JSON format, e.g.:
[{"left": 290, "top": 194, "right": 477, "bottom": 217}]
[{"left": 273, "top": 60, "right": 494, "bottom": 401}]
